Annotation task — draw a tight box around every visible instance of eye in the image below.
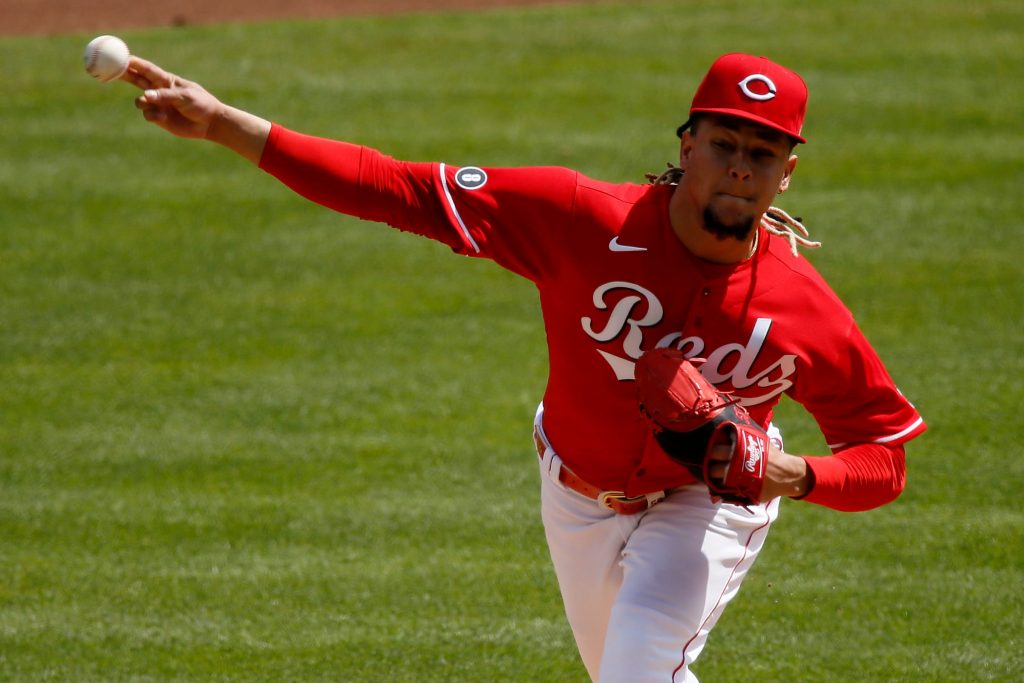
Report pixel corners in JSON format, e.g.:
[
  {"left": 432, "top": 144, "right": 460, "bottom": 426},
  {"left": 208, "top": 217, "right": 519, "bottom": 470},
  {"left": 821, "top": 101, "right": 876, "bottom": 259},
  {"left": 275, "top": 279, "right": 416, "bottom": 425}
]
[{"left": 752, "top": 147, "right": 780, "bottom": 161}]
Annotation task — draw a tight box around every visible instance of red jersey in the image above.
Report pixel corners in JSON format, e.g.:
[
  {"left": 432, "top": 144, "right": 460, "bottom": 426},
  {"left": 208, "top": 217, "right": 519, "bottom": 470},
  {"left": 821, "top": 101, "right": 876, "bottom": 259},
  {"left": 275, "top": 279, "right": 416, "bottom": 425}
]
[{"left": 260, "top": 126, "right": 926, "bottom": 497}]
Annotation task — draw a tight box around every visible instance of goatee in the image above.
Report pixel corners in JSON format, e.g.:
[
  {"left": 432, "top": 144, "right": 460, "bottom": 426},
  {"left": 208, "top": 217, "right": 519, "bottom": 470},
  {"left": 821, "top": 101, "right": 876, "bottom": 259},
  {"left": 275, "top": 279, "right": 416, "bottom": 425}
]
[{"left": 702, "top": 206, "right": 755, "bottom": 241}]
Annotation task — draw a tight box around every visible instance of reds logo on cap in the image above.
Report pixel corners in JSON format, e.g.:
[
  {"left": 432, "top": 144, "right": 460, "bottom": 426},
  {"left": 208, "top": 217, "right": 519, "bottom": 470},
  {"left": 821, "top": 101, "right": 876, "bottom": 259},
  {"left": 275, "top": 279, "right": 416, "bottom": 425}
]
[
  {"left": 687, "top": 53, "right": 808, "bottom": 143},
  {"left": 738, "top": 74, "right": 777, "bottom": 101}
]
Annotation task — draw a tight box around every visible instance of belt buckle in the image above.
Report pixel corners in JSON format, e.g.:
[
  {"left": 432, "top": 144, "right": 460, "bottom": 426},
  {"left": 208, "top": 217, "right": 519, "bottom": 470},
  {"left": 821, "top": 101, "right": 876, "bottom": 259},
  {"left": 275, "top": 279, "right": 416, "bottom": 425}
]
[{"left": 597, "top": 490, "right": 645, "bottom": 512}]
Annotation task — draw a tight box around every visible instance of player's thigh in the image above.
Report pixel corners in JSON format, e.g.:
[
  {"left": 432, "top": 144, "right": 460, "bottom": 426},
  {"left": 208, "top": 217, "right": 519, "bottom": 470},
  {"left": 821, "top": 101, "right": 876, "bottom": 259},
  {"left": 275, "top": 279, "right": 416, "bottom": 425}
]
[
  {"left": 539, "top": 473, "right": 636, "bottom": 677},
  {"left": 598, "top": 487, "right": 779, "bottom": 682}
]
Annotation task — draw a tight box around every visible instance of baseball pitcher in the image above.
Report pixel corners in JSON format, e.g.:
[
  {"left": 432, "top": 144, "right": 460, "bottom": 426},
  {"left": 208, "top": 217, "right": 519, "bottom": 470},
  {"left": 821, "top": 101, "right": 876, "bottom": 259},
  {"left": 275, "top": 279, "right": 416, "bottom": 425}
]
[{"left": 121, "top": 51, "right": 926, "bottom": 682}]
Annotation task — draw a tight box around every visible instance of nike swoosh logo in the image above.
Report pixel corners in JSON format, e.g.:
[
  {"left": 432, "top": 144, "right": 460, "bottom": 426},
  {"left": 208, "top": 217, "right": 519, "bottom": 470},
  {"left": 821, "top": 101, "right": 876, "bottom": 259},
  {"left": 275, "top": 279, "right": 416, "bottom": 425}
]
[{"left": 609, "top": 236, "right": 648, "bottom": 252}]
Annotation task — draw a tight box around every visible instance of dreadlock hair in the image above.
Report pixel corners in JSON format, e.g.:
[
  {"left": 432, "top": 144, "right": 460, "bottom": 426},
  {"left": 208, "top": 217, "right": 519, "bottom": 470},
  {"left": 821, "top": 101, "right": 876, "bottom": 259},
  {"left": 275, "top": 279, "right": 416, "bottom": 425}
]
[{"left": 645, "top": 162, "right": 821, "bottom": 257}]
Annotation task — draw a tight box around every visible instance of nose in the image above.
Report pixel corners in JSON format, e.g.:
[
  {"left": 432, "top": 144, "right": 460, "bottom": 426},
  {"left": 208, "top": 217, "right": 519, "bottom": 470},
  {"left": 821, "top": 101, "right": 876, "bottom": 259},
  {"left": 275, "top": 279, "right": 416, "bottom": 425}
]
[{"left": 729, "top": 154, "right": 753, "bottom": 181}]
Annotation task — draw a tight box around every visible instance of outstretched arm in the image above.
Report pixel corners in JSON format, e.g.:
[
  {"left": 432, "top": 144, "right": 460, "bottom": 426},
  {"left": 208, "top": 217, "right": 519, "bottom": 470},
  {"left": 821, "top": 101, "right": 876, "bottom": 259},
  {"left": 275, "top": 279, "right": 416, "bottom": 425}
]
[
  {"left": 117, "top": 56, "right": 470, "bottom": 250},
  {"left": 121, "top": 56, "right": 271, "bottom": 165}
]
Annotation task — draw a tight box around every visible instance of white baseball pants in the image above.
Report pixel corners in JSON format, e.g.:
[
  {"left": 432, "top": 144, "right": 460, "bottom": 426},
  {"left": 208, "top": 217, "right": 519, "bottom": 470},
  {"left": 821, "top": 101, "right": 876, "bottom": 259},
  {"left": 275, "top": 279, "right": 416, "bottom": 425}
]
[{"left": 536, "top": 426, "right": 780, "bottom": 682}]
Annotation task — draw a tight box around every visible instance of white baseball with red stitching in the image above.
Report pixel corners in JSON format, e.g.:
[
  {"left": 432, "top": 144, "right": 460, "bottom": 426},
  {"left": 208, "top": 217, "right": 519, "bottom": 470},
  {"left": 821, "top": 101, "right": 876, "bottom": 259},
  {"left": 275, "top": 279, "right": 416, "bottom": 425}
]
[{"left": 83, "top": 35, "right": 130, "bottom": 83}]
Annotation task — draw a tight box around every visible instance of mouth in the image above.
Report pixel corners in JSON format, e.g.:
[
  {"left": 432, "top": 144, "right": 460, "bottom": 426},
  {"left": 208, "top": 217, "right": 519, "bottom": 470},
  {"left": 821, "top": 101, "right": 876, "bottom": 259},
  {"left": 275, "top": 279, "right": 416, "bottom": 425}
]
[{"left": 715, "top": 191, "right": 753, "bottom": 203}]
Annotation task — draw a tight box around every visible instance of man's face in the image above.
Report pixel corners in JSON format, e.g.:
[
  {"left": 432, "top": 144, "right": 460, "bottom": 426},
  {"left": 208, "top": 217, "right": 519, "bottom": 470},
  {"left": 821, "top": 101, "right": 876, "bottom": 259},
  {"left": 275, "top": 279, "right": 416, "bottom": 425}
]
[{"left": 678, "top": 115, "right": 798, "bottom": 241}]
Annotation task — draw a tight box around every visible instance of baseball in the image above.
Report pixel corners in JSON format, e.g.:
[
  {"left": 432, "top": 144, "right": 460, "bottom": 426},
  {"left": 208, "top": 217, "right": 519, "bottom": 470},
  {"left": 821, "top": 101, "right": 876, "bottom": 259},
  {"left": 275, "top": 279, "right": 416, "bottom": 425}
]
[{"left": 83, "top": 35, "right": 130, "bottom": 83}]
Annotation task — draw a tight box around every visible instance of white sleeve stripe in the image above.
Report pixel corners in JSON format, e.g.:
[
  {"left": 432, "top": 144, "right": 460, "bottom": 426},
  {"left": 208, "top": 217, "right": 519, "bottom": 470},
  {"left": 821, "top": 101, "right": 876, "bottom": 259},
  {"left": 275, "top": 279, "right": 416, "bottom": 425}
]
[
  {"left": 438, "top": 162, "right": 481, "bottom": 254},
  {"left": 826, "top": 417, "right": 925, "bottom": 449},
  {"left": 874, "top": 417, "right": 925, "bottom": 444}
]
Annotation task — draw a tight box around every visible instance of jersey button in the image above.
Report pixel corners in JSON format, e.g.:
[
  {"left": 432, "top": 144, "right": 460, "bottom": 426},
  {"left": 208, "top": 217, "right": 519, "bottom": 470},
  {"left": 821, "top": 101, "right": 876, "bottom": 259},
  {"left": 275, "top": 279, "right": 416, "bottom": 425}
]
[{"left": 702, "top": 287, "right": 711, "bottom": 296}]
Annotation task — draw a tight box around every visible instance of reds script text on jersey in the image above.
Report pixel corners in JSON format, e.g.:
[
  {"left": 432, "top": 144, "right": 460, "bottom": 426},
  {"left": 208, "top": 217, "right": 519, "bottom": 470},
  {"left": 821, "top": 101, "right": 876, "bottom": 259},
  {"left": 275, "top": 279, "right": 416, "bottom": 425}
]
[{"left": 260, "top": 126, "right": 926, "bottom": 497}]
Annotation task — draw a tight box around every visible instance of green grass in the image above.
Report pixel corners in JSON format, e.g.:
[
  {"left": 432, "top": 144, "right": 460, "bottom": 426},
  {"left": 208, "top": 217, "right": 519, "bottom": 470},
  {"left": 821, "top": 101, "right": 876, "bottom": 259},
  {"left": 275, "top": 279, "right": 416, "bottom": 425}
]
[{"left": 2, "top": 0, "right": 1022, "bottom": 680}]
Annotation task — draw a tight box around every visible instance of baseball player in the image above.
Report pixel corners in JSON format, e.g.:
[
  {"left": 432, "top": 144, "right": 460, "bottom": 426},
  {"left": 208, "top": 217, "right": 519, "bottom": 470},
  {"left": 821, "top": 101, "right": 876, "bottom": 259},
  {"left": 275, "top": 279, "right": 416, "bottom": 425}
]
[{"left": 122, "top": 52, "right": 926, "bottom": 682}]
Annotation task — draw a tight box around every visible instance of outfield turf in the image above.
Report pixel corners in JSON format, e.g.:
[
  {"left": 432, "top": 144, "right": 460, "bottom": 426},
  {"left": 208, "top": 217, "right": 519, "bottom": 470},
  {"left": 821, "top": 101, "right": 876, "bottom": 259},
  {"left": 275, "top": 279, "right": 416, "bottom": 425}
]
[{"left": 1, "top": 1, "right": 1022, "bottom": 680}]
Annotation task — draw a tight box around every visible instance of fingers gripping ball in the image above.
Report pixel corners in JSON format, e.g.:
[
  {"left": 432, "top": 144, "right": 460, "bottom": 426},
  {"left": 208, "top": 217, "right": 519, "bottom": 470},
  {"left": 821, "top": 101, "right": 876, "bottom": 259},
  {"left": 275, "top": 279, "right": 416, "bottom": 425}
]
[
  {"left": 83, "top": 35, "right": 130, "bottom": 83},
  {"left": 635, "top": 348, "right": 769, "bottom": 506}
]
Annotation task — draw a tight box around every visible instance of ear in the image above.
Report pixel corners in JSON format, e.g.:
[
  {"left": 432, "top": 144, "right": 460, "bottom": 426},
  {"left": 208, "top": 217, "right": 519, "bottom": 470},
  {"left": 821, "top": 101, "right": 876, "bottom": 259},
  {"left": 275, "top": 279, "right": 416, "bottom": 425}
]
[
  {"left": 678, "top": 132, "right": 696, "bottom": 171},
  {"left": 777, "top": 154, "right": 798, "bottom": 194}
]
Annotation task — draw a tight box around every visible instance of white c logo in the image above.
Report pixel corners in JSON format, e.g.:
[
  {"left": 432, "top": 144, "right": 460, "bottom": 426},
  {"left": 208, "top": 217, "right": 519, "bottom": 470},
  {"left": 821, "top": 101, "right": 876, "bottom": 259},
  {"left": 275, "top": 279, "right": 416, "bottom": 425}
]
[{"left": 738, "top": 74, "right": 777, "bottom": 102}]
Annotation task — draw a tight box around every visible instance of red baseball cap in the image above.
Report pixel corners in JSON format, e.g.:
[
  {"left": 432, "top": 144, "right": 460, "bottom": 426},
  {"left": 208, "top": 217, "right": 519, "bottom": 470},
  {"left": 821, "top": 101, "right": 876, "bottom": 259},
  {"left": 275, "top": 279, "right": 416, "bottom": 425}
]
[{"left": 680, "top": 53, "right": 808, "bottom": 143}]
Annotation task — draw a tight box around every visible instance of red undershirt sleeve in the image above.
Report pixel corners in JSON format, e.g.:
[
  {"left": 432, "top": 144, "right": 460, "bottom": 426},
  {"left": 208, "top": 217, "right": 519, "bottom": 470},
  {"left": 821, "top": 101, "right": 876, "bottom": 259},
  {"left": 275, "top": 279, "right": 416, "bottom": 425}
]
[
  {"left": 799, "top": 443, "right": 907, "bottom": 512},
  {"left": 257, "top": 124, "right": 464, "bottom": 250}
]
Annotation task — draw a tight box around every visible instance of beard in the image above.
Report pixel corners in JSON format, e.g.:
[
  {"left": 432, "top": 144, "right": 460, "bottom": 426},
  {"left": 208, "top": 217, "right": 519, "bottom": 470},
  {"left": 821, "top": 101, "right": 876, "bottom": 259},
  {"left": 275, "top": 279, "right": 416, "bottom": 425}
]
[{"left": 702, "top": 206, "right": 756, "bottom": 241}]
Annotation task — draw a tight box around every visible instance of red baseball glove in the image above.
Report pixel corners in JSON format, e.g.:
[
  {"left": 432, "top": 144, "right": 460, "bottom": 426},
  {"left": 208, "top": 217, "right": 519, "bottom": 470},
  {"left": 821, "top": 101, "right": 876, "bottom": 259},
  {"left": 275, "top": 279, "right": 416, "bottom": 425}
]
[{"left": 635, "top": 347, "right": 769, "bottom": 506}]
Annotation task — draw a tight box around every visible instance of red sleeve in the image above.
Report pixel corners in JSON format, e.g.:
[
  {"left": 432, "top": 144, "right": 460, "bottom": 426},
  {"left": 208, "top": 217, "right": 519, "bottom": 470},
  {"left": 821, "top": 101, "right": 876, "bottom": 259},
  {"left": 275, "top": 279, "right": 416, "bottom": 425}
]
[
  {"left": 430, "top": 163, "right": 580, "bottom": 280},
  {"left": 257, "top": 124, "right": 466, "bottom": 251},
  {"left": 258, "top": 124, "right": 583, "bottom": 281},
  {"left": 799, "top": 442, "right": 907, "bottom": 512},
  {"left": 782, "top": 297, "right": 926, "bottom": 451}
]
